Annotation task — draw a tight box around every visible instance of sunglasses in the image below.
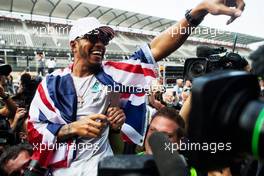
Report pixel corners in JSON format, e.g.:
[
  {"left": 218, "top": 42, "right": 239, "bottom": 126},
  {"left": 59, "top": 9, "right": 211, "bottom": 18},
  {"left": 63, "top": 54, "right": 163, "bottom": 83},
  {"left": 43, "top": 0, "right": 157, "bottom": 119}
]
[{"left": 76, "top": 28, "right": 113, "bottom": 45}]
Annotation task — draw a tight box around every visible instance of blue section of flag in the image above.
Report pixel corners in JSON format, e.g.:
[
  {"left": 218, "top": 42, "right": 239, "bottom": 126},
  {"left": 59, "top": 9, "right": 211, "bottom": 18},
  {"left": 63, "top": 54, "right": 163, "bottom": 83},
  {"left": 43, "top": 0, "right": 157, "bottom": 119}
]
[
  {"left": 123, "top": 101, "right": 146, "bottom": 135},
  {"left": 47, "top": 123, "right": 64, "bottom": 135},
  {"left": 46, "top": 74, "right": 77, "bottom": 123}
]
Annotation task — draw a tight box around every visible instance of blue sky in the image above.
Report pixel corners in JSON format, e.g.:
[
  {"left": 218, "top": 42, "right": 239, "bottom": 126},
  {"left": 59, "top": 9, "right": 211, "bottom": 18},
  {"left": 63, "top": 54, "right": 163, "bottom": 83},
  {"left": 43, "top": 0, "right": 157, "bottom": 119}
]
[{"left": 75, "top": 0, "right": 263, "bottom": 38}]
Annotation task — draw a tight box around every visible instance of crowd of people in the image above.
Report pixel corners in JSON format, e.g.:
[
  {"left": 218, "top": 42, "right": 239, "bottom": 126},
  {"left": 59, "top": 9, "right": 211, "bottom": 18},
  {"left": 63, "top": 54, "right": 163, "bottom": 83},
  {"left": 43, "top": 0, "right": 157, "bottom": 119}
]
[
  {"left": 0, "top": 0, "right": 263, "bottom": 175},
  {"left": 0, "top": 66, "right": 41, "bottom": 175}
]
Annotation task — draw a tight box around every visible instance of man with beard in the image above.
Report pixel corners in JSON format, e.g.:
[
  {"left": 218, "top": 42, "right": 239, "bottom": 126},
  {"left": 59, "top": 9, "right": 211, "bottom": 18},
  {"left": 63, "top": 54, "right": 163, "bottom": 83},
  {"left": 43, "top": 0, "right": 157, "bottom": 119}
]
[{"left": 27, "top": 0, "right": 245, "bottom": 175}]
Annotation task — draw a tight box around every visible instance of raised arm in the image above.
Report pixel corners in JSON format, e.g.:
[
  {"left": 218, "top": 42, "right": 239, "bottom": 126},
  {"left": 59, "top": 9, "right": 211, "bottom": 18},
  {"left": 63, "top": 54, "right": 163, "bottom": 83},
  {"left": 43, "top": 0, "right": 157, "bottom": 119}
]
[{"left": 150, "top": 0, "right": 245, "bottom": 61}]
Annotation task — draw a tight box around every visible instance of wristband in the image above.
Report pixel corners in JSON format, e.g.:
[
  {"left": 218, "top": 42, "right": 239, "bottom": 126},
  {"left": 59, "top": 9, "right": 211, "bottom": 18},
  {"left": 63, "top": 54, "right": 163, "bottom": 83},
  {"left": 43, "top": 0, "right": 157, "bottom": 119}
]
[{"left": 185, "top": 9, "right": 204, "bottom": 26}]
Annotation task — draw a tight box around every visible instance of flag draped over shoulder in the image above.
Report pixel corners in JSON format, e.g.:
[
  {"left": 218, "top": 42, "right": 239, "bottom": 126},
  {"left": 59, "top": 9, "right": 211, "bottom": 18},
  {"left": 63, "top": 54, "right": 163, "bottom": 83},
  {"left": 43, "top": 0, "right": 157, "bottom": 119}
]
[{"left": 27, "top": 44, "right": 157, "bottom": 168}]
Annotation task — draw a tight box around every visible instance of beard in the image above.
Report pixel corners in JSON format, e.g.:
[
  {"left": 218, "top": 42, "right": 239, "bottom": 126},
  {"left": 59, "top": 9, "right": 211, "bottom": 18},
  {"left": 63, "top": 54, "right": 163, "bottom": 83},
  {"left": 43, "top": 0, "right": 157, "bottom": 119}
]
[{"left": 87, "top": 62, "right": 102, "bottom": 74}]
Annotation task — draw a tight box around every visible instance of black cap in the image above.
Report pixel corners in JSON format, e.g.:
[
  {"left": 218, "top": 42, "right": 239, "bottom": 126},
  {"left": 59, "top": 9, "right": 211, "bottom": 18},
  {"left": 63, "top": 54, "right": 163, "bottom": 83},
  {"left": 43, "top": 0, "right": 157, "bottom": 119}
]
[{"left": 0, "top": 64, "right": 12, "bottom": 76}]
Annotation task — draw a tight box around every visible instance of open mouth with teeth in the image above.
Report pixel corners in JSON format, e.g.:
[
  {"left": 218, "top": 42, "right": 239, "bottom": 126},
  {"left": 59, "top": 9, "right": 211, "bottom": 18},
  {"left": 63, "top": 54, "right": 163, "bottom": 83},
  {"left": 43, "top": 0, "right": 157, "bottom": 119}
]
[
  {"left": 91, "top": 50, "right": 103, "bottom": 56},
  {"left": 89, "top": 50, "right": 104, "bottom": 63}
]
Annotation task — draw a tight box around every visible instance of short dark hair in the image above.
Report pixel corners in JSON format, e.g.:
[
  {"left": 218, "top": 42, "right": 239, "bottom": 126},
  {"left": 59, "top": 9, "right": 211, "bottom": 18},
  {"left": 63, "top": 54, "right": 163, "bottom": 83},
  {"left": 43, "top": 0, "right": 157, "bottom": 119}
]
[
  {"left": 0, "top": 143, "right": 32, "bottom": 175},
  {"left": 151, "top": 107, "right": 185, "bottom": 138},
  {"left": 20, "top": 73, "right": 32, "bottom": 87}
]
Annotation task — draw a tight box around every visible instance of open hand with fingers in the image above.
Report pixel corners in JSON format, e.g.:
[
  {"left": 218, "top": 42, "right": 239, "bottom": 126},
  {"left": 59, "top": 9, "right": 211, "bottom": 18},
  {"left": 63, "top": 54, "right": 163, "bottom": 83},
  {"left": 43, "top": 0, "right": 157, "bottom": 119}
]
[
  {"left": 197, "top": 0, "right": 245, "bottom": 24},
  {"left": 149, "top": 0, "right": 245, "bottom": 61},
  {"left": 14, "top": 108, "right": 27, "bottom": 120},
  {"left": 106, "top": 107, "right": 126, "bottom": 131},
  {"left": 10, "top": 107, "right": 27, "bottom": 129}
]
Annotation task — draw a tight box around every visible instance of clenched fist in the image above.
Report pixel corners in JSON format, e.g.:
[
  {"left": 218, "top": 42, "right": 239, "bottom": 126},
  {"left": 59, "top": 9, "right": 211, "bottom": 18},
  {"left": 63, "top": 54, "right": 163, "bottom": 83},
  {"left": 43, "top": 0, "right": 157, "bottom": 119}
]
[{"left": 106, "top": 107, "right": 126, "bottom": 131}]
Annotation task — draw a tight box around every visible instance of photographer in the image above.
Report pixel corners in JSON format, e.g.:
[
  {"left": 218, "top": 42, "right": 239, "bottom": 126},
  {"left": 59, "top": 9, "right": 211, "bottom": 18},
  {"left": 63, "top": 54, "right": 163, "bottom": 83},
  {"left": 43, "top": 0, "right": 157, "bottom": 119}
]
[
  {"left": 0, "top": 64, "right": 16, "bottom": 152},
  {"left": 0, "top": 143, "right": 33, "bottom": 176},
  {"left": 12, "top": 72, "right": 39, "bottom": 110},
  {"left": 0, "top": 65, "right": 17, "bottom": 120}
]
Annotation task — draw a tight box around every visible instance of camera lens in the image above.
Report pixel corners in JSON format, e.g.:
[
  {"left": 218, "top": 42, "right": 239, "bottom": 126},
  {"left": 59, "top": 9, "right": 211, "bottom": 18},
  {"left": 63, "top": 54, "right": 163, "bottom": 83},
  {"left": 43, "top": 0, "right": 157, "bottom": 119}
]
[
  {"left": 190, "top": 61, "right": 206, "bottom": 77},
  {"left": 239, "top": 100, "right": 264, "bottom": 159}
]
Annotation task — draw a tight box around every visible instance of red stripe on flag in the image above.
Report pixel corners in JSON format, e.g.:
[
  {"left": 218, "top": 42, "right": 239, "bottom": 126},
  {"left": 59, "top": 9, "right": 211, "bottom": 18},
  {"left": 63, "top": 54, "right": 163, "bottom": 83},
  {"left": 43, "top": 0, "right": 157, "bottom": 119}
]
[
  {"left": 50, "top": 159, "right": 68, "bottom": 169},
  {"left": 120, "top": 93, "right": 130, "bottom": 98},
  {"left": 120, "top": 93, "right": 145, "bottom": 99},
  {"left": 135, "top": 93, "right": 145, "bottom": 97},
  {"left": 38, "top": 83, "right": 56, "bottom": 112},
  {"left": 121, "top": 133, "right": 133, "bottom": 144},
  {"left": 50, "top": 140, "right": 73, "bottom": 168},
  {"left": 105, "top": 61, "right": 155, "bottom": 77},
  {"left": 28, "top": 120, "right": 55, "bottom": 167},
  {"left": 27, "top": 120, "right": 43, "bottom": 144}
]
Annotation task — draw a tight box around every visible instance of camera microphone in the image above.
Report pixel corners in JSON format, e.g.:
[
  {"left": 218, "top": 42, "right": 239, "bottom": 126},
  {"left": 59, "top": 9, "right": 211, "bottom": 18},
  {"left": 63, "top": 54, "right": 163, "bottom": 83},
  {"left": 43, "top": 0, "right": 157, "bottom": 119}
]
[
  {"left": 196, "top": 45, "right": 226, "bottom": 58},
  {"left": 196, "top": 46, "right": 215, "bottom": 57},
  {"left": 149, "top": 132, "right": 188, "bottom": 176}
]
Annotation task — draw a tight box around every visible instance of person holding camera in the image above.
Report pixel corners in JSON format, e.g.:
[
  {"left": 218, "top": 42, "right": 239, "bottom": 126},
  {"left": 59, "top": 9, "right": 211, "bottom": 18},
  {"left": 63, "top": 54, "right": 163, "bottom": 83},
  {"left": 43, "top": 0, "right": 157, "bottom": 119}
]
[
  {"left": 27, "top": 0, "right": 245, "bottom": 175},
  {"left": 0, "top": 84, "right": 16, "bottom": 119},
  {"left": 0, "top": 64, "right": 17, "bottom": 131},
  {"left": 0, "top": 143, "right": 33, "bottom": 176},
  {"left": 0, "top": 65, "right": 17, "bottom": 122}
]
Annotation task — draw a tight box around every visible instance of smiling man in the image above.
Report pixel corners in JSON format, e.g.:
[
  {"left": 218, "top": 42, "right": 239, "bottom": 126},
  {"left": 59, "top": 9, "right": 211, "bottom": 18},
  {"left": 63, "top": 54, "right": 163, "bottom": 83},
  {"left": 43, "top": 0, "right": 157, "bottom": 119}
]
[
  {"left": 144, "top": 107, "right": 185, "bottom": 155},
  {"left": 27, "top": 0, "right": 245, "bottom": 175}
]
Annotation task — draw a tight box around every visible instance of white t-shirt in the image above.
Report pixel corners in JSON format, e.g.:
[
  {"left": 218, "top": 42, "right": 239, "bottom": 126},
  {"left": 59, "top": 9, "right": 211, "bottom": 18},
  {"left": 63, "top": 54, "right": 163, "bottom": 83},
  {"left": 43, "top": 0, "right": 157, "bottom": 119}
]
[
  {"left": 53, "top": 74, "right": 113, "bottom": 176},
  {"left": 47, "top": 59, "right": 56, "bottom": 68}
]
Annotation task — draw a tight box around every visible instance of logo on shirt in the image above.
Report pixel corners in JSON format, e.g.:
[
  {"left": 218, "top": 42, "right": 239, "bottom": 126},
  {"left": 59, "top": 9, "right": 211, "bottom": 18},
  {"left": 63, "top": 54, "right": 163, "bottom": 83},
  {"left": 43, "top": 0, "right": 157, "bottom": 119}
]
[{"left": 91, "top": 81, "right": 100, "bottom": 93}]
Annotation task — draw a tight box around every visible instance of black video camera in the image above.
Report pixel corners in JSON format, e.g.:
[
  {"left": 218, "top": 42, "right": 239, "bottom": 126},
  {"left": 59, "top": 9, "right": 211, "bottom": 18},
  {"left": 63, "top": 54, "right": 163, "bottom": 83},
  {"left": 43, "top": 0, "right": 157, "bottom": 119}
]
[
  {"left": 186, "top": 45, "right": 264, "bottom": 173},
  {"left": 186, "top": 70, "right": 263, "bottom": 172},
  {"left": 0, "top": 116, "right": 15, "bottom": 148},
  {"left": 183, "top": 46, "right": 248, "bottom": 80}
]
